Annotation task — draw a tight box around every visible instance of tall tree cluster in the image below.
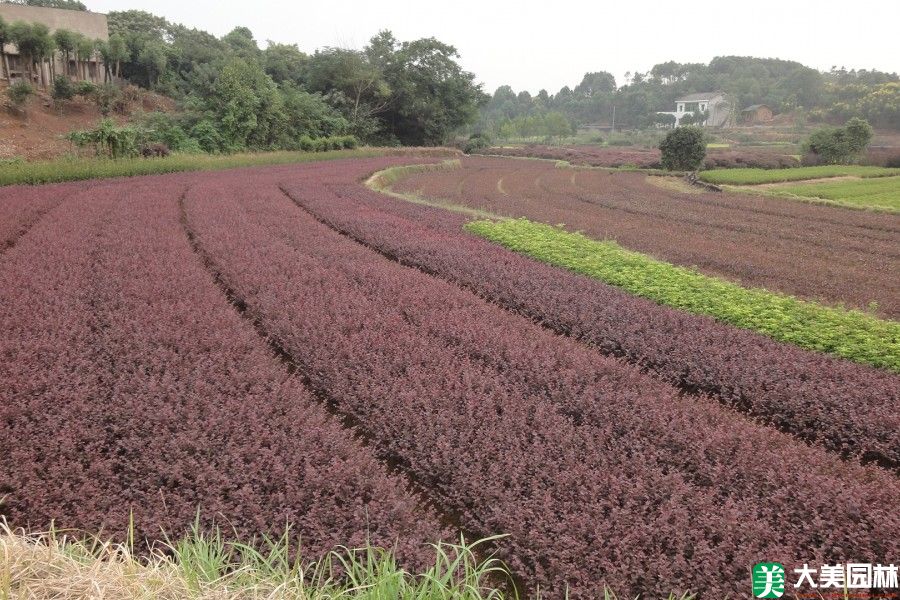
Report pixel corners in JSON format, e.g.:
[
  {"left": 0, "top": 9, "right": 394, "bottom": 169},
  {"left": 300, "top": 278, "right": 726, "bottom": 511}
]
[{"left": 104, "top": 10, "right": 484, "bottom": 147}]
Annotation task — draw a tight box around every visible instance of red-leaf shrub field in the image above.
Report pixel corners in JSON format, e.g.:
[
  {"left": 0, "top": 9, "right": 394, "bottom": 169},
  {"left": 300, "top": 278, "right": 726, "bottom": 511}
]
[
  {"left": 183, "top": 160, "right": 897, "bottom": 597},
  {"left": 287, "top": 174, "right": 900, "bottom": 468},
  {"left": 0, "top": 174, "right": 445, "bottom": 567},
  {"left": 485, "top": 144, "right": 663, "bottom": 168},
  {"left": 0, "top": 181, "right": 91, "bottom": 249},
  {"left": 483, "top": 144, "right": 800, "bottom": 169},
  {"left": 3, "top": 157, "right": 899, "bottom": 599},
  {"left": 392, "top": 157, "right": 900, "bottom": 317}
]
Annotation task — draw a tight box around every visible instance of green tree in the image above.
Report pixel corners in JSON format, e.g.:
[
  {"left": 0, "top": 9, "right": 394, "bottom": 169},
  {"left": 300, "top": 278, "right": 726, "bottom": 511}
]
[
  {"left": 75, "top": 34, "right": 95, "bottom": 81},
  {"left": 279, "top": 83, "right": 348, "bottom": 142},
  {"left": 53, "top": 28, "right": 76, "bottom": 77},
  {"left": 369, "top": 31, "right": 485, "bottom": 145},
  {"left": 0, "top": 16, "right": 9, "bottom": 83},
  {"left": 263, "top": 42, "right": 307, "bottom": 85},
  {"left": 6, "top": 80, "right": 35, "bottom": 110},
  {"left": 9, "top": 22, "right": 50, "bottom": 86},
  {"left": 221, "top": 27, "right": 260, "bottom": 63},
  {"left": 205, "top": 58, "right": 285, "bottom": 150},
  {"left": 107, "top": 34, "right": 128, "bottom": 80},
  {"left": 843, "top": 117, "right": 874, "bottom": 154},
  {"left": 306, "top": 46, "right": 390, "bottom": 130},
  {"left": 575, "top": 71, "right": 616, "bottom": 96},
  {"left": 659, "top": 126, "right": 706, "bottom": 171},
  {"left": 136, "top": 41, "right": 167, "bottom": 86},
  {"left": 803, "top": 118, "right": 874, "bottom": 164},
  {"left": 51, "top": 73, "right": 74, "bottom": 100}
]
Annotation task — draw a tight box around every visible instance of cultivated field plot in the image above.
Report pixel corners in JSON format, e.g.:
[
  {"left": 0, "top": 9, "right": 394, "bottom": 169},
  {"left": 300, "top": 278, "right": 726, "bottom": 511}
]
[
  {"left": 392, "top": 156, "right": 900, "bottom": 317},
  {"left": 484, "top": 144, "right": 800, "bottom": 169},
  {"left": 774, "top": 175, "right": 900, "bottom": 212},
  {"left": 698, "top": 164, "right": 900, "bottom": 185},
  {"left": 2, "top": 158, "right": 899, "bottom": 599}
]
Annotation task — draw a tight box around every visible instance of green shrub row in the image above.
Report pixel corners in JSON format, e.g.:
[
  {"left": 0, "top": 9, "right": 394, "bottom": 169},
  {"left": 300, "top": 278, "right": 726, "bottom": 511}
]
[
  {"left": 0, "top": 147, "right": 378, "bottom": 186},
  {"left": 777, "top": 176, "right": 900, "bottom": 212},
  {"left": 465, "top": 218, "right": 900, "bottom": 371},
  {"left": 698, "top": 165, "right": 900, "bottom": 185}
]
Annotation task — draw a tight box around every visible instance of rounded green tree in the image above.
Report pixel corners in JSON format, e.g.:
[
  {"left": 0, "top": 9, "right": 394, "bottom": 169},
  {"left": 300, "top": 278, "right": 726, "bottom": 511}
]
[{"left": 659, "top": 126, "right": 706, "bottom": 171}]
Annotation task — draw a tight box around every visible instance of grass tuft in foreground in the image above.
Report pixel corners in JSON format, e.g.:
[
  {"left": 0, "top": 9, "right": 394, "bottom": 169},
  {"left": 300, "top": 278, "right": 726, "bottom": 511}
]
[
  {"left": 698, "top": 164, "right": 900, "bottom": 185},
  {"left": 1, "top": 520, "right": 512, "bottom": 600},
  {"left": 0, "top": 520, "right": 696, "bottom": 599},
  {"left": 465, "top": 218, "right": 900, "bottom": 371}
]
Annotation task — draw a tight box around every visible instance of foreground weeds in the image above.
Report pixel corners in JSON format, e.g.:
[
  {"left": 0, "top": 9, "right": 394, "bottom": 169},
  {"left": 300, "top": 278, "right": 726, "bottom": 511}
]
[
  {"left": 1, "top": 521, "right": 512, "bottom": 600},
  {"left": 0, "top": 522, "right": 697, "bottom": 599}
]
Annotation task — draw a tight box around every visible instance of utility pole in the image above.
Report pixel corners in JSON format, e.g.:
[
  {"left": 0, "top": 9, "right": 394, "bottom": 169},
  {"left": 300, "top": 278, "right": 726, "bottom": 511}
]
[{"left": 611, "top": 104, "right": 616, "bottom": 134}]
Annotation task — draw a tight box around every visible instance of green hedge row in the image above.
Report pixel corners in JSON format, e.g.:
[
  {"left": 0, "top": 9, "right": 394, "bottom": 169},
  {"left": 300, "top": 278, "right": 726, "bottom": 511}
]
[
  {"left": 0, "top": 144, "right": 371, "bottom": 187},
  {"left": 465, "top": 218, "right": 900, "bottom": 371},
  {"left": 698, "top": 164, "right": 900, "bottom": 185}
]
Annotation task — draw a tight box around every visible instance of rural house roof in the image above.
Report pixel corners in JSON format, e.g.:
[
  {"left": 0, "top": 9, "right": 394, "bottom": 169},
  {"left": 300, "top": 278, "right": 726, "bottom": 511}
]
[
  {"left": 741, "top": 104, "right": 770, "bottom": 112},
  {"left": 675, "top": 92, "right": 723, "bottom": 102}
]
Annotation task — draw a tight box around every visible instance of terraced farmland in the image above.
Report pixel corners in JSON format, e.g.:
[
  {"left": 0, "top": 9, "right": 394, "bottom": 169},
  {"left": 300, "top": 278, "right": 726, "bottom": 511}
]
[{"left": 2, "top": 156, "right": 898, "bottom": 599}]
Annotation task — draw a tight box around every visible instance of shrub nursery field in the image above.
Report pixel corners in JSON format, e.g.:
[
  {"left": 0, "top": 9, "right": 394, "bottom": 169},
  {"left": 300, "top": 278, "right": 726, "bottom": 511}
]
[
  {"left": 391, "top": 157, "right": 900, "bottom": 317},
  {"left": 2, "top": 155, "right": 898, "bottom": 599}
]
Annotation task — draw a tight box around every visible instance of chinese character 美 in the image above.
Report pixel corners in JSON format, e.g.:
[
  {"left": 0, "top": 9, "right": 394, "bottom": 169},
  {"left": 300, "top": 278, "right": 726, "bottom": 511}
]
[
  {"left": 794, "top": 564, "right": 818, "bottom": 588},
  {"left": 819, "top": 564, "right": 845, "bottom": 588}
]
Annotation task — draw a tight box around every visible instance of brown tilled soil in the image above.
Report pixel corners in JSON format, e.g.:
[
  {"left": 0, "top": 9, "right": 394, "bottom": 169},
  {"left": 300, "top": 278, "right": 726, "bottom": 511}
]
[{"left": 393, "top": 156, "right": 900, "bottom": 317}]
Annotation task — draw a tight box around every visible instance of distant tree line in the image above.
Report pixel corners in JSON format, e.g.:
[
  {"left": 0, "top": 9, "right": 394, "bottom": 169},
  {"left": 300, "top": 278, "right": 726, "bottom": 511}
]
[{"left": 475, "top": 57, "right": 900, "bottom": 135}]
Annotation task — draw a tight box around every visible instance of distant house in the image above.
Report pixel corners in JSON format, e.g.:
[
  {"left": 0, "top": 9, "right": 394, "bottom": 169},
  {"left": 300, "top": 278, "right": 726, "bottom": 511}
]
[
  {"left": 0, "top": 3, "right": 109, "bottom": 85},
  {"left": 741, "top": 104, "right": 775, "bottom": 124},
  {"left": 656, "top": 92, "right": 731, "bottom": 127}
]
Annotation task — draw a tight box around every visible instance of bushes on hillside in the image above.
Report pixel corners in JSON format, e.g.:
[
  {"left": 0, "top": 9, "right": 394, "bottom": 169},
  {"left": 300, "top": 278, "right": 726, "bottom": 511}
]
[
  {"left": 6, "top": 81, "right": 35, "bottom": 110},
  {"left": 67, "top": 118, "right": 140, "bottom": 159},
  {"left": 659, "top": 126, "right": 706, "bottom": 171},
  {"left": 803, "top": 117, "right": 873, "bottom": 164},
  {"left": 51, "top": 75, "right": 75, "bottom": 101},
  {"left": 463, "top": 132, "right": 491, "bottom": 154},
  {"left": 67, "top": 115, "right": 358, "bottom": 159}
]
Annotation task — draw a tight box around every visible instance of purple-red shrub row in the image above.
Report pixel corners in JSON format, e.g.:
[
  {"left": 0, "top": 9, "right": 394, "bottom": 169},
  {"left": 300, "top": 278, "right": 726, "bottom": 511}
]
[
  {"left": 183, "top": 160, "right": 900, "bottom": 599},
  {"left": 0, "top": 175, "right": 444, "bottom": 565},
  {"left": 483, "top": 145, "right": 799, "bottom": 169},
  {"left": 702, "top": 149, "right": 799, "bottom": 169},
  {"left": 0, "top": 181, "right": 90, "bottom": 249},
  {"left": 484, "top": 145, "right": 662, "bottom": 168},
  {"left": 290, "top": 167, "right": 900, "bottom": 469},
  {"left": 864, "top": 147, "right": 900, "bottom": 168}
]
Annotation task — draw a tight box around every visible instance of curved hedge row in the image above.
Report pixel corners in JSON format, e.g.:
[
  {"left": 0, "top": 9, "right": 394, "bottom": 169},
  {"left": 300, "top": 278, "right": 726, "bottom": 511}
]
[
  {"left": 288, "top": 164, "right": 900, "bottom": 469},
  {"left": 0, "top": 174, "right": 444, "bottom": 566},
  {"left": 184, "top": 160, "right": 900, "bottom": 598},
  {"left": 464, "top": 218, "right": 900, "bottom": 371}
]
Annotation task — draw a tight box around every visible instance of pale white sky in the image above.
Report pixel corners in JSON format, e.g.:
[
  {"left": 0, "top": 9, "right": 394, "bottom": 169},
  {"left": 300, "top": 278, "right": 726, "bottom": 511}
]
[{"left": 85, "top": 0, "right": 900, "bottom": 94}]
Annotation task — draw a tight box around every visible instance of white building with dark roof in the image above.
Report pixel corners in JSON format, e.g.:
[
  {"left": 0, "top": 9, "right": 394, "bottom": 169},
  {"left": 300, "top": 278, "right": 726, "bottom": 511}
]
[{"left": 657, "top": 92, "right": 731, "bottom": 127}]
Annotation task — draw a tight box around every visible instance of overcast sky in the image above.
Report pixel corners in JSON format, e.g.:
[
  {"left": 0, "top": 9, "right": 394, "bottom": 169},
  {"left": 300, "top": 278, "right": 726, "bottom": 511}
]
[{"left": 85, "top": 0, "right": 900, "bottom": 94}]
